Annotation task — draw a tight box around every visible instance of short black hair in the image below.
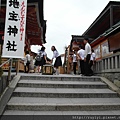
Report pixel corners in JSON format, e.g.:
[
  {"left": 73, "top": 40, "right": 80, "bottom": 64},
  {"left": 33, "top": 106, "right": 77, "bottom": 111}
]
[
  {"left": 26, "top": 51, "right": 29, "bottom": 54},
  {"left": 79, "top": 45, "right": 83, "bottom": 49},
  {"left": 92, "top": 49, "right": 94, "bottom": 52},
  {"left": 84, "top": 37, "right": 89, "bottom": 41},
  {"left": 41, "top": 46, "right": 46, "bottom": 51}
]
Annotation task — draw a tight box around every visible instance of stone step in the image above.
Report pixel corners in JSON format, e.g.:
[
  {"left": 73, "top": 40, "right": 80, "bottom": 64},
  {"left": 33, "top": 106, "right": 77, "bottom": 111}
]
[
  {"left": 20, "top": 75, "right": 101, "bottom": 82},
  {"left": 17, "top": 80, "right": 108, "bottom": 89},
  {"left": 6, "top": 97, "right": 120, "bottom": 112},
  {"left": 3, "top": 110, "right": 120, "bottom": 115},
  {"left": 12, "top": 87, "right": 118, "bottom": 98},
  {"left": 6, "top": 103, "right": 120, "bottom": 111},
  {"left": 8, "top": 97, "right": 120, "bottom": 105}
]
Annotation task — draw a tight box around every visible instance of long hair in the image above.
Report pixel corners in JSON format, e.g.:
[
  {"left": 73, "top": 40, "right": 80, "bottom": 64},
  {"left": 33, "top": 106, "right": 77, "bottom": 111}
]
[{"left": 52, "top": 46, "right": 57, "bottom": 51}]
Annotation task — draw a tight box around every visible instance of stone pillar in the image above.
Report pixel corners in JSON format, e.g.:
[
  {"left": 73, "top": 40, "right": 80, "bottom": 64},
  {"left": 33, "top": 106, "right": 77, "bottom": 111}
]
[
  {"left": 108, "top": 58, "right": 110, "bottom": 70},
  {"left": 111, "top": 57, "right": 114, "bottom": 69},
  {"left": 105, "top": 59, "right": 107, "bottom": 70},
  {"left": 115, "top": 56, "right": 118, "bottom": 69},
  {"left": 96, "top": 62, "right": 99, "bottom": 72},
  {"left": 101, "top": 60, "right": 104, "bottom": 71},
  {"left": 118, "top": 55, "right": 120, "bottom": 68}
]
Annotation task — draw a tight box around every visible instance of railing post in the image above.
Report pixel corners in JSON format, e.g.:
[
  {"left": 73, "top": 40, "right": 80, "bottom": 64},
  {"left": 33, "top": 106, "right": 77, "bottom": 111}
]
[
  {"left": 100, "top": 61, "right": 102, "bottom": 71},
  {"left": 101, "top": 59, "right": 104, "bottom": 71},
  {"left": 105, "top": 59, "right": 107, "bottom": 70},
  {"left": 108, "top": 58, "right": 110, "bottom": 70},
  {"left": 98, "top": 62, "right": 99, "bottom": 71},
  {"left": 115, "top": 56, "right": 118, "bottom": 69},
  {"left": 8, "top": 58, "right": 12, "bottom": 81},
  {"left": 119, "top": 55, "right": 120, "bottom": 68},
  {"left": 111, "top": 57, "right": 114, "bottom": 69}
]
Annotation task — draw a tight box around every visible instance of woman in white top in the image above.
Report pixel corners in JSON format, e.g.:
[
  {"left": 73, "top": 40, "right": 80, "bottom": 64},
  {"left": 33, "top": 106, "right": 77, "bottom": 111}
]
[
  {"left": 51, "top": 46, "right": 62, "bottom": 75},
  {"left": 72, "top": 51, "right": 77, "bottom": 75}
]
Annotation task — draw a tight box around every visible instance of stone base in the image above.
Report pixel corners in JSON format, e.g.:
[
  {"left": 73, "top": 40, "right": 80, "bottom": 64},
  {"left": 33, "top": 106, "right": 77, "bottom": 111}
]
[
  {"left": 114, "top": 80, "right": 120, "bottom": 88},
  {"left": 95, "top": 72, "right": 120, "bottom": 88}
]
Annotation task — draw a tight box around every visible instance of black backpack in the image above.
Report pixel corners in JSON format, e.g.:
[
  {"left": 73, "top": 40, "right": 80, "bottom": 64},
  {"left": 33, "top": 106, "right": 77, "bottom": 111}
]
[{"left": 36, "top": 52, "right": 42, "bottom": 61}]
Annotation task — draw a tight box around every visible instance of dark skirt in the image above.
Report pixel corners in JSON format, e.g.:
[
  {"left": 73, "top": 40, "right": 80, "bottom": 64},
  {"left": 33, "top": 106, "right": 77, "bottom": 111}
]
[
  {"left": 54, "top": 56, "right": 62, "bottom": 67},
  {"left": 35, "top": 57, "right": 46, "bottom": 66}
]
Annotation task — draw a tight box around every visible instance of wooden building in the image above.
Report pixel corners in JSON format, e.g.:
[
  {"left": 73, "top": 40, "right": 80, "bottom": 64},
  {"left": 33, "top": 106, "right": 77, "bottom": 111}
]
[
  {"left": 0, "top": 0, "right": 46, "bottom": 71},
  {"left": 70, "top": 1, "right": 120, "bottom": 60},
  {"left": 67, "top": 1, "right": 120, "bottom": 74},
  {"left": 82, "top": 1, "right": 120, "bottom": 60}
]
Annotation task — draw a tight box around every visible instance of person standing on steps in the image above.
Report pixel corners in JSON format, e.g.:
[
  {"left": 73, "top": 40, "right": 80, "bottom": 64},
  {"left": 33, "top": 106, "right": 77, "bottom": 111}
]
[
  {"left": 90, "top": 49, "right": 96, "bottom": 74},
  {"left": 72, "top": 51, "right": 77, "bottom": 75},
  {"left": 51, "top": 46, "right": 62, "bottom": 75},
  {"left": 35, "top": 46, "right": 47, "bottom": 73},
  {"left": 77, "top": 46, "right": 85, "bottom": 76},
  {"left": 83, "top": 38, "right": 93, "bottom": 76}
]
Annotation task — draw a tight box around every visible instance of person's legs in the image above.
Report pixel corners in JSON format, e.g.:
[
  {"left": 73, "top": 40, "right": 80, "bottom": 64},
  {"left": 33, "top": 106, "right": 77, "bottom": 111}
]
[
  {"left": 54, "top": 67, "right": 59, "bottom": 75},
  {"left": 73, "top": 62, "right": 77, "bottom": 74},
  {"left": 24, "top": 65, "right": 27, "bottom": 73},
  {"left": 38, "top": 66, "right": 40, "bottom": 73},
  {"left": 89, "top": 61, "right": 93, "bottom": 75},
  {"left": 26, "top": 63, "right": 29, "bottom": 73},
  {"left": 80, "top": 60, "right": 85, "bottom": 75},
  {"left": 90, "top": 60, "right": 93, "bottom": 68},
  {"left": 56, "top": 67, "right": 59, "bottom": 75},
  {"left": 84, "top": 54, "right": 91, "bottom": 76},
  {"left": 54, "top": 57, "right": 62, "bottom": 75}
]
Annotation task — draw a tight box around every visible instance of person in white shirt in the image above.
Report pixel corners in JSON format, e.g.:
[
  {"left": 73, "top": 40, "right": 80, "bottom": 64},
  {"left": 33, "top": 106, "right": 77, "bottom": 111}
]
[
  {"left": 72, "top": 51, "right": 77, "bottom": 75},
  {"left": 25, "top": 51, "right": 30, "bottom": 73},
  {"left": 51, "top": 46, "right": 62, "bottom": 75},
  {"left": 83, "top": 38, "right": 93, "bottom": 76},
  {"left": 77, "top": 46, "right": 85, "bottom": 76},
  {"left": 90, "top": 49, "right": 96, "bottom": 68}
]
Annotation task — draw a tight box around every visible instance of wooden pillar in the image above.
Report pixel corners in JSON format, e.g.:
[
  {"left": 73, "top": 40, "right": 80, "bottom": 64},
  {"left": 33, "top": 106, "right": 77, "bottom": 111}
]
[{"left": 16, "top": 59, "right": 19, "bottom": 74}]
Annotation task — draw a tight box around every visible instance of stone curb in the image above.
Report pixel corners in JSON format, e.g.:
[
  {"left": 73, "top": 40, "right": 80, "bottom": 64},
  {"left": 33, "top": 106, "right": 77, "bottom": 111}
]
[{"left": 0, "top": 75, "right": 21, "bottom": 115}]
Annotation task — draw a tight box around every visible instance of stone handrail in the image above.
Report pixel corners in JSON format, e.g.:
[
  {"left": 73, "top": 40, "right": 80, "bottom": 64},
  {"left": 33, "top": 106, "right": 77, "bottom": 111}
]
[
  {"left": 0, "top": 58, "right": 11, "bottom": 68},
  {"left": 94, "top": 52, "right": 120, "bottom": 73}
]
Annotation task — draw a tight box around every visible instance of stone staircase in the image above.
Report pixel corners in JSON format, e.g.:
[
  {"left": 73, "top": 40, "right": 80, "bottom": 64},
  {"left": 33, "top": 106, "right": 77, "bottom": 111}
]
[{"left": 3, "top": 75, "right": 120, "bottom": 115}]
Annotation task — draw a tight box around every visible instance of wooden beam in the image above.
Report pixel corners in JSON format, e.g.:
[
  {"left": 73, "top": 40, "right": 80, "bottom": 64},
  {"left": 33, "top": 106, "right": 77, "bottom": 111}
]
[{"left": 110, "top": 5, "right": 113, "bottom": 27}]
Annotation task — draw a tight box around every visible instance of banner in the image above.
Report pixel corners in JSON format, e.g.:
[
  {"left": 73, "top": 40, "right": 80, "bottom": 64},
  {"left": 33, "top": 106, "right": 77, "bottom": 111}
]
[{"left": 2, "top": 0, "right": 27, "bottom": 58}]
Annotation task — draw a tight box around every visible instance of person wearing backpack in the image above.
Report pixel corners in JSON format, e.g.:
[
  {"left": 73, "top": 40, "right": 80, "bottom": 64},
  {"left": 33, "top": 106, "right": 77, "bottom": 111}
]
[{"left": 35, "top": 46, "right": 47, "bottom": 73}]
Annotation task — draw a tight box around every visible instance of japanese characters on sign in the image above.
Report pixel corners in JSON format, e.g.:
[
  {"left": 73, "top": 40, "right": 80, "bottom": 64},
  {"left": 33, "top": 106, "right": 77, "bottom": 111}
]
[{"left": 2, "top": 0, "right": 27, "bottom": 58}]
